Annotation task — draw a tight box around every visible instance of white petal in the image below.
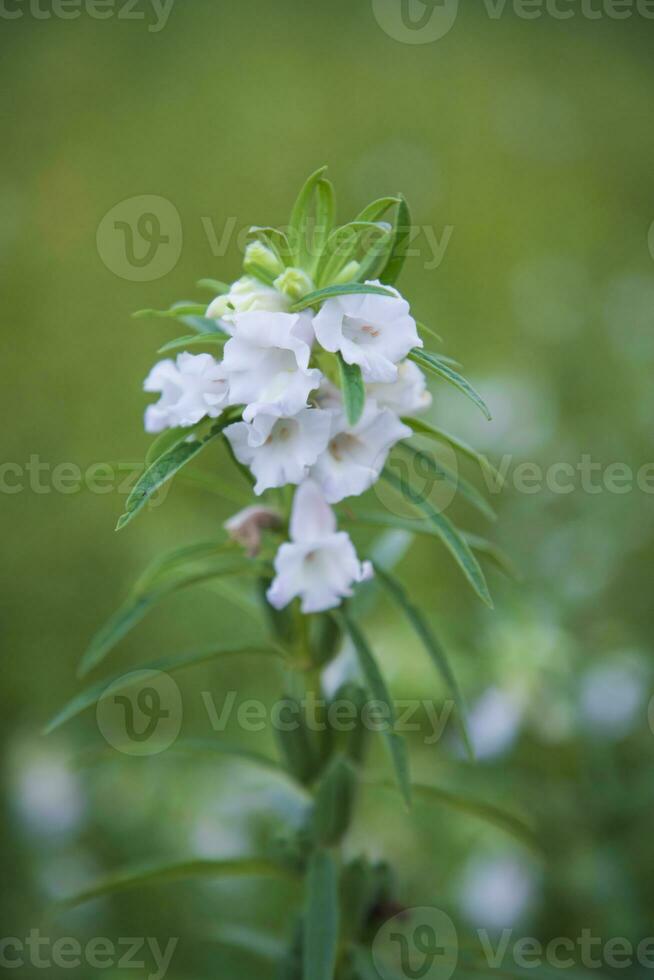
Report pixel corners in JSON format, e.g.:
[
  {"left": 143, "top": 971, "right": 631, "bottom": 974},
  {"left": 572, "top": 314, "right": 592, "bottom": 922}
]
[{"left": 289, "top": 479, "right": 336, "bottom": 542}]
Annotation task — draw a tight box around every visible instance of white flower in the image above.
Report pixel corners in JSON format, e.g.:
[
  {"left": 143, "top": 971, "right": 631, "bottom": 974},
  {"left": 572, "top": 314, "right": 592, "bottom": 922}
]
[
  {"left": 206, "top": 275, "right": 290, "bottom": 331},
  {"left": 267, "top": 480, "right": 373, "bottom": 613},
  {"left": 310, "top": 400, "right": 412, "bottom": 503},
  {"left": 224, "top": 409, "right": 332, "bottom": 495},
  {"left": 222, "top": 311, "right": 321, "bottom": 421},
  {"left": 143, "top": 353, "right": 228, "bottom": 433},
  {"left": 312, "top": 280, "right": 422, "bottom": 383},
  {"left": 367, "top": 360, "right": 432, "bottom": 415}
]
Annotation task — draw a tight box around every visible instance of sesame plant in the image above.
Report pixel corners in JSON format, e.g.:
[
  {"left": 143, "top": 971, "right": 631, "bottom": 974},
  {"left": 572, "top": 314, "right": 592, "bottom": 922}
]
[{"left": 49, "top": 169, "right": 514, "bottom": 979}]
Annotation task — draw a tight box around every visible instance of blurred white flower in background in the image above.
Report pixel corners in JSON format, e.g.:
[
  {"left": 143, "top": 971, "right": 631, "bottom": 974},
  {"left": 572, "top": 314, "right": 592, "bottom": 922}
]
[
  {"left": 9, "top": 740, "right": 86, "bottom": 839},
  {"left": 579, "top": 654, "right": 649, "bottom": 740},
  {"left": 467, "top": 686, "right": 525, "bottom": 761},
  {"left": 457, "top": 851, "right": 540, "bottom": 930}
]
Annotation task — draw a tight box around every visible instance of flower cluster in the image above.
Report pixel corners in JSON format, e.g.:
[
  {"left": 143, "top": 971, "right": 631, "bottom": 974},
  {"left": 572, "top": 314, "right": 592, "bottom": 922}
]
[{"left": 143, "top": 274, "right": 431, "bottom": 613}]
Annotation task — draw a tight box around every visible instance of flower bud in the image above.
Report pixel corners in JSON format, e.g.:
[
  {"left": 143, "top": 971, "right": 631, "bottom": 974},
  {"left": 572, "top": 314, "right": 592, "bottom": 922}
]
[
  {"left": 224, "top": 505, "right": 282, "bottom": 557},
  {"left": 244, "top": 240, "right": 284, "bottom": 278},
  {"left": 274, "top": 266, "right": 315, "bottom": 301},
  {"left": 333, "top": 260, "right": 361, "bottom": 285}
]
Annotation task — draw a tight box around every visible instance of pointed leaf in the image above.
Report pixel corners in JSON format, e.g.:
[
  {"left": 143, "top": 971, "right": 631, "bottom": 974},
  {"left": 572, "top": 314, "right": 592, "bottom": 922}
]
[
  {"left": 197, "top": 278, "right": 230, "bottom": 294},
  {"left": 47, "top": 643, "right": 283, "bottom": 733},
  {"left": 56, "top": 858, "right": 292, "bottom": 912},
  {"left": 78, "top": 554, "right": 259, "bottom": 677},
  {"left": 116, "top": 415, "right": 237, "bottom": 531},
  {"left": 354, "top": 196, "right": 400, "bottom": 223},
  {"left": 288, "top": 165, "right": 328, "bottom": 268},
  {"left": 461, "top": 533, "right": 521, "bottom": 581},
  {"left": 303, "top": 849, "right": 339, "bottom": 980},
  {"left": 291, "top": 282, "right": 395, "bottom": 312},
  {"left": 381, "top": 469, "right": 493, "bottom": 607},
  {"left": 338, "top": 610, "right": 411, "bottom": 808},
  {"left": 403, "top": 416, "right": 501, "bottom": 482},
  {"left": 157, "top": 333, "right": 227, "bottom": 354},
  {"left": 312, "top": 178, "right": 335, "bottom": 276},
  {"left": 395, "top": 442, "right": 496, "bottom": 522},
  {"left": 338, "top": 355, "right": 365, "bottom": 426},
  {"left": 379, "top": 195, "right": 411, "bottom": 286},
  {"left": 133, "top": 303, "right": 208, "bottom": 320},
  {"left": 409, "top": 349, "right": 492, "bottom": 420},
  {"left": 373, "top": 565, "right": 473, "bottom": 760}
]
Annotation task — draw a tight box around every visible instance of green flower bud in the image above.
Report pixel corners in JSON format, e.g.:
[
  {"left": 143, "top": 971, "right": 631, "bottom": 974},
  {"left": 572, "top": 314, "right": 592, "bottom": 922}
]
[
  {"left": 333, "top": 260, "right": 361, "bottom": 285},
  {"left": 243, "top": 240, "right": 284, "bottom": 278},
  {"left": 274, "top": 266, "right": 315, "bottom": 301}
]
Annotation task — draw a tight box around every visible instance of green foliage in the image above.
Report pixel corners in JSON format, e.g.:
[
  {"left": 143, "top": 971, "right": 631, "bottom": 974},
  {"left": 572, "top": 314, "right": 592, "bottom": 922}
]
[
  {"left": 303, "top": 849, "right": 339, "bottom": 980},
  {"left": 409, "top": 348, "right": 492, "bottom": 420},
  {"left": 338, "top": 354, "right": 366, "bottom": 426},
  {"left": 338, "top": 610, "right": 412, "bottom": 809},
  {"left": 290, "top": 281, "right": 395, "bottom": 312},
  {"left": 381, "top": 468, "right": 493, "bottom": 607}
]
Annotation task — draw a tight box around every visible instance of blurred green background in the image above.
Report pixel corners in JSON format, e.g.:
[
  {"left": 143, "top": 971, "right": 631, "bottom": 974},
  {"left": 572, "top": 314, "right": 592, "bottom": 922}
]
[{"left": 2, "top": 1, "right": 654, "bottom": 976}]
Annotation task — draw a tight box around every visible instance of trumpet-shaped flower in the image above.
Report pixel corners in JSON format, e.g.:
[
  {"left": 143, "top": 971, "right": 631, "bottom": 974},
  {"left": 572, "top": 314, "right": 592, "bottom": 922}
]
[
  {"left": 206, "top": 275, "right": 289, "bottom": 330},
  {"left": 312, "top": 280, "right": 422, "bottom": 383},
  {"left": 310, "top": 400, "right": 412, "bottom": 503},
  {"left": 143, "top": 353, "right": 228, "bottom": 433},
  {"left": 224, "top": 408, "right": 332, "bottom": 495},
  {"left": 366, "top": 360, "right": 432, "bottom": 415},
  {"left": 267, "top": 480, "right": 373, "bottom": 613},
  {"left": 223, "top": 311, "right": 321, "bottom": 420}
]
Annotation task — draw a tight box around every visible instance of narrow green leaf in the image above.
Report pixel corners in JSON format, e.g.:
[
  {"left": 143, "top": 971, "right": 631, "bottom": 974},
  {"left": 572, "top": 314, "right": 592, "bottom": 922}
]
[
  {"left": 312, "top": 178, "right": 335, "bottom": 276},
  {"left": 291, "top": 282, "right": 395, "bottom": 312},
  {"left": 374, "top": 781, "right": 540, "bottom": 852},
  {"left": 403, "top": 416, "right": 501, "bottom": 482},
  {"left": 133, "top": 303, "right": 208, "bottom": 320},
  {"left": 47, "top": 644, "right": 283, "bottom": 733},
  {"left": 380, "top": 195, "right": 411, "bottom": 286},
  {"left": 116, "top": 415, "right": 237, "bottom": 531},
  {"left": 157, "top": 332, "right": 227, "bottom": 354},
  {"left": 417, "top": 320, "right": 443, "bottom": 344},
  {"left": 355, "top": 228, "right": 394, "bottom": 283},
  {"left": 395, "top": 442, "right": 496, "bottom": 523},
  {"left": 197, "top": 278, "right": 230, "bottom": 294},
  {"left": 77, "top": 554, "right": 258, "bottom": 677},
  {"left": 337, "top": 355, "right": 365, "bottom": 426},
  {"left": 311, "top": 754, "right": 358, "bottom": 845},
  {"left": 373, "top": 565, "right": 474, "bottom": 760},
  {"left": 144, "top": 426, "right": 195, "bottom": 468},
  {"left": 461, "top": 533, "right": 521, "bottom": 581},
  {"left": 288, "top": 165, "right": 328, "bottom": 268},
  {"left": 247, "top": 225, "right": 292, "bottom": 265},
  {"left": 381, "top": 469, "right": 493, "bottom": 607},
  {"left": 179, "top": 313, "right": 224, "bottom": 335},
  {"left": 56, "top": 858, "right": 292, "bottom": 912},
  {"left": 303, "top": 849, "right": 339, "bottom": 980},
  {"left": 317, "top": 221, "right": 388, "bottom": 287},
  {"left": 338, "top": 611, "right": 411, "bottom": 808},
  {"left": 409, "top": 349, "right": 492, "bottom": 421},
  {"left": 354, "top": 196, "right": 400, "bottom": 223}
]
